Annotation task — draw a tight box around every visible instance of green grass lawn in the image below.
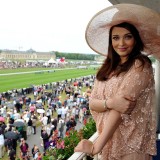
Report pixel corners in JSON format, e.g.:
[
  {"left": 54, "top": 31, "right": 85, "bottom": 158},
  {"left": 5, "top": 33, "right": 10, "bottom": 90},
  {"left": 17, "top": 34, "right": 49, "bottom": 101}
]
[
  {"left": 0, "top": 67, "right": 57, "bottom": 74},
  {"left": 0, "top": 66, "right": 97, "bottom": 159},
  {"left": 0, "top": 68, "right": 97, "bottom": 93}
]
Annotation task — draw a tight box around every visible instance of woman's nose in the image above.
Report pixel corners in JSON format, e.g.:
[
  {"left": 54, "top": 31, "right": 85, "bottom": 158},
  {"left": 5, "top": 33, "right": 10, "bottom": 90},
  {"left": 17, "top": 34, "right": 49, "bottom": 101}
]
[{"left": 119, "top": 38, "right": 125, "bottom": 45}]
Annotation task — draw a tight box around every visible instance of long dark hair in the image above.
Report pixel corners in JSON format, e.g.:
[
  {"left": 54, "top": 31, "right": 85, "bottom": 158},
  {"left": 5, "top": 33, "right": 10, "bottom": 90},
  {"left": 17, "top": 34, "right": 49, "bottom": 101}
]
[{"left": 96, "top": 22, "right": 151, "bottom": 81}]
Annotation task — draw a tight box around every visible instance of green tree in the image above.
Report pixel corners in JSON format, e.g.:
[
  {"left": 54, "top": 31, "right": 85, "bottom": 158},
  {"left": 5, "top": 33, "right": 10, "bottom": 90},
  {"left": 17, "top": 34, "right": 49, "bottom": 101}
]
[{"left": 55, "top": 52, "right": 96, "bottom": 60}]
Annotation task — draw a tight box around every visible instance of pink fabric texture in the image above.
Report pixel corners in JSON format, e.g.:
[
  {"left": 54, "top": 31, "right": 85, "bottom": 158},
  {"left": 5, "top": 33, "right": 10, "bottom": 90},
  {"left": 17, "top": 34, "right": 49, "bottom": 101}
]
[{"left": 90, "top": 60, "right": 157, "bottom": 160}]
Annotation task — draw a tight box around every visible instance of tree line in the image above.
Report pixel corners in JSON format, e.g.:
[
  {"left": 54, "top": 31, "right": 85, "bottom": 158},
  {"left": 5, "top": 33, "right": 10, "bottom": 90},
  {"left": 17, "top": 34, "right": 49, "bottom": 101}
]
[{"left": 55, "top": 51, "right": 97, "bottom": 61}]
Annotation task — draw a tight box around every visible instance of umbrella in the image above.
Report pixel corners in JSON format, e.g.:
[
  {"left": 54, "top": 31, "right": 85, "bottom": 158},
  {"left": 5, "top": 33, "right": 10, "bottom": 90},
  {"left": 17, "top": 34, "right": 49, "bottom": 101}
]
[
  {"left": 37, "top": 109, "right": 45, "bottom": 114},
  {"left": 36, "top": 103, "right": 42, "bottom": 108},
  {"left": 5, "top": 131, "right": 18, "bottom": 139},
  {"left": 13, "top": 121, "right": 25, "bottom": 127},
  {"left": 31, "top": 100, "right": 36, "bottom": 104},
  {"left": 15, "top": 119, "right": 24, "bottom": 123},
  {"left": 36, "top": 100, "right": 42, "bottom": 103},
  {"left": 6, "top": 103, "right": 15, "bottom": 109},
  {"left": 0, "top": 117, "right": 5, "bottom": 122}
]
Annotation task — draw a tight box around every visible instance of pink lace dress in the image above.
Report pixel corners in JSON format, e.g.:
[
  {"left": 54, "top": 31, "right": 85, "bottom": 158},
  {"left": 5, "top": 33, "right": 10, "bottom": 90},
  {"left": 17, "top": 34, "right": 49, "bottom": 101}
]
[{"left": 90, "top": 60, "right": 157, "bottom": 160}]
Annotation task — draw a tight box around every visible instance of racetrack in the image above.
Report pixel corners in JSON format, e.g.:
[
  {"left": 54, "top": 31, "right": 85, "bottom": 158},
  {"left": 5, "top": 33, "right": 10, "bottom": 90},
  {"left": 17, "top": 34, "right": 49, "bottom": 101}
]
[
  {"left": 0, "top": 68, "right": 74, "bottom": 76},
  {"left": 0, "top": 68, "right": 96, "bottom": 92}
]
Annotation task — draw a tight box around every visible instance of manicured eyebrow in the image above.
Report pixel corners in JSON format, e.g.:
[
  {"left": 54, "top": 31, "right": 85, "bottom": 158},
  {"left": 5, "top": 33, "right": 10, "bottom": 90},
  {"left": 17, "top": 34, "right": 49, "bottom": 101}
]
[{"left": 112, "top": 33, "right": 132, "bottom": 36}]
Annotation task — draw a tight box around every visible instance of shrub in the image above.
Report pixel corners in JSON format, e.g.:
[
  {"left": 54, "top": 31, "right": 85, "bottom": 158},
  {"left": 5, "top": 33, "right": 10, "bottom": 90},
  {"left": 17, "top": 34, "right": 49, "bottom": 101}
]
[{"left": 43, "top": 117, "right": 96, "bottom": 160}]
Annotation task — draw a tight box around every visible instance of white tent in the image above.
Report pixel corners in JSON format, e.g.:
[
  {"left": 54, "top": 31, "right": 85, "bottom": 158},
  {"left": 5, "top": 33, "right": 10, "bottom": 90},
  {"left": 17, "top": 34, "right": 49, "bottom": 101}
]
[{"left": 48, "top": 58, "right": 57, "bottom": 64}]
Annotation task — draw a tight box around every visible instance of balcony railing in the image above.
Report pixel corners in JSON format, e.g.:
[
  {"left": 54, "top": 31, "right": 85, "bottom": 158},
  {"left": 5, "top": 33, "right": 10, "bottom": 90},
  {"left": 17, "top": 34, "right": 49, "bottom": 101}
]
[
  {"left": 68, "top": 132, "right": 160, "bottom": 160},
  {"left": 68, "top": 132, "right": 99, "bottom": 160}
]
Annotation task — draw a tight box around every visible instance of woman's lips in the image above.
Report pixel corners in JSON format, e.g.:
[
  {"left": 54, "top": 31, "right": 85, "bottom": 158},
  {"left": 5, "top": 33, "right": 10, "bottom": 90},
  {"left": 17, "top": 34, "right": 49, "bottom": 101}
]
[{"left": 118, "top": 48, "right": 127, "bottom": 51}]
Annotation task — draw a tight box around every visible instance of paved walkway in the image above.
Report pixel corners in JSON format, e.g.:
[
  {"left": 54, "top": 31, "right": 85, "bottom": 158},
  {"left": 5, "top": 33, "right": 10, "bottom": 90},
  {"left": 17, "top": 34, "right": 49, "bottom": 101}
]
[
  {"left": 26, "top": 121, "right": 84, "bottom": 158},
  {"left": 26, "top": 127, "right": 44, "bottom": 154}
]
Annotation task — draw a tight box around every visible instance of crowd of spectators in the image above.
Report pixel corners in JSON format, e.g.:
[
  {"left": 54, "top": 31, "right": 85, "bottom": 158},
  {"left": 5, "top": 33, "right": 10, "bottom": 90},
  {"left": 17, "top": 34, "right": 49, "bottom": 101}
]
[{"left": 0, "top": 75, "right": 95, "bottom": 159}]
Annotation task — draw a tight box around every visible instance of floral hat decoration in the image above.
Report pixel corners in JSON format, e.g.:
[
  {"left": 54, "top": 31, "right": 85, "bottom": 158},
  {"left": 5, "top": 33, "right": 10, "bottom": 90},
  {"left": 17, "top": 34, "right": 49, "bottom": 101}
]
[{"left": 85, "top": 3, "right": 160, "bottom": 59}]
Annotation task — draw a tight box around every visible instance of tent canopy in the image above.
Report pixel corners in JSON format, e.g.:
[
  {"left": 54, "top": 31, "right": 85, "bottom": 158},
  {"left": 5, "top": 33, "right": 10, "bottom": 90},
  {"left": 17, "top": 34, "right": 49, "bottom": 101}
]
[{"left": 48, "top": 58, "right": 57, "bottom": 64}]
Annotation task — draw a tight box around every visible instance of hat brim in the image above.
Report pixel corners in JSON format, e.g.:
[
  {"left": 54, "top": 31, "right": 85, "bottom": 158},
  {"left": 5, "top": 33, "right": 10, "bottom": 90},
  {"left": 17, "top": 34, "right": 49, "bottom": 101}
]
[{"left": 85, "top": 4, "right": 160, "bottom": 59}]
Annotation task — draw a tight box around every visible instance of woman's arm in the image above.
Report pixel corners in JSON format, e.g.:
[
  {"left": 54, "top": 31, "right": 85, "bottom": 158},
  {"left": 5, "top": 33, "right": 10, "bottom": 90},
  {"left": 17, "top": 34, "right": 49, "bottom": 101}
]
[
  {"left": 74, "top": 109, "right": 121, "bottom": 155},
  {"left": 89, "top": 98, "right": 106, "bottom": 112},
  {"left": 89, "top": 95, "right": 136, "bottom": 114},
  {"left": 92, "top": 109, "right": 121, "bottom": 154}
]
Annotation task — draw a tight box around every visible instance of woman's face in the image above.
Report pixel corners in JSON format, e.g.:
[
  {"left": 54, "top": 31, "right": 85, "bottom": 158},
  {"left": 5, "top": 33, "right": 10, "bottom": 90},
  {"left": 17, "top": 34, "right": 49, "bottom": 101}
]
[{"left": 111, "top": 26, "right": 136, "bottom": 63}]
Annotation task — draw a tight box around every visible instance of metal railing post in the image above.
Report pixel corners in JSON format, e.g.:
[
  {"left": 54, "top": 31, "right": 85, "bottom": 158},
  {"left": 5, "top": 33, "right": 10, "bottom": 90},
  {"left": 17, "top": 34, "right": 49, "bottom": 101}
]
[{"left": 154, "top": 60, "right": 160, "bottom": 135}]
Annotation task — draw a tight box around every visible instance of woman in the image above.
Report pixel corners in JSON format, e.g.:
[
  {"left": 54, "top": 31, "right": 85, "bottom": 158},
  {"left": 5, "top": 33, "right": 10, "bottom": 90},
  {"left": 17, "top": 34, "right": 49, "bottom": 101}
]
[
  {"left": 75, "top": 3, "right": 160, "bottom": 160},
  {"left": 33, "top": 145, "right": 40, "bottom": 160}
]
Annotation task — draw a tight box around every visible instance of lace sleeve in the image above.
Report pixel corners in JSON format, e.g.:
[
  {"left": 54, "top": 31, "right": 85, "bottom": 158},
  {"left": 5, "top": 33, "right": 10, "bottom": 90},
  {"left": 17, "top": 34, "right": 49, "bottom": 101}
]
[
  {"left": 115, "top": 60, "right": 156, "bottom": 154},
  {"left": 90, "top": 80, "right": 106, "bottom": 122},
  {"left": 116, "top": 60, "right": 155, "bottom": 124},
  {"left": 117, "top": 60, "right": 154, "bottom": 100}
]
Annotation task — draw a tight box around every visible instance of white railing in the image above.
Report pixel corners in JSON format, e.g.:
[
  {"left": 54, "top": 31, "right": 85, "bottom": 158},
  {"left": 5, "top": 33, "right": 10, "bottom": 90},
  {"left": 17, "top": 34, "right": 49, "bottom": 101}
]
[{"left": 68, "top": 132, "right": 99, "bottom": 160}]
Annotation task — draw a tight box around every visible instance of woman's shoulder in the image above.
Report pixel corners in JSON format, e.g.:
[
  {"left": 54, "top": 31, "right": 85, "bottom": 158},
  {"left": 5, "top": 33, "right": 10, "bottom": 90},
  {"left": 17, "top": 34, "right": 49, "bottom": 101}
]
[
  {"left": 94, "top": 79, "right": 106, "bottom": 84},
  {"left": 134, "top": 56, "right": 152, "bottom": 71}
]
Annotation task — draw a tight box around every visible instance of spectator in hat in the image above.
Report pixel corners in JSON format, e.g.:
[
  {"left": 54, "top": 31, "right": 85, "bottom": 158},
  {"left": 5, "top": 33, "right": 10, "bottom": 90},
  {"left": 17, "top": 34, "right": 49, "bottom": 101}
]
[{"left": 75, "top": 4, "right": 158, "bottom": 159}]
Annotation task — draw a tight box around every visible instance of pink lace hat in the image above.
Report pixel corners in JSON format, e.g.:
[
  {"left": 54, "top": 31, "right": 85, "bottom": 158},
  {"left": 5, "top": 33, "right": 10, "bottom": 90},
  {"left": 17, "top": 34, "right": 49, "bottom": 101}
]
[{"left": 85, "top": 4, "right": 160, "bottom": 59}]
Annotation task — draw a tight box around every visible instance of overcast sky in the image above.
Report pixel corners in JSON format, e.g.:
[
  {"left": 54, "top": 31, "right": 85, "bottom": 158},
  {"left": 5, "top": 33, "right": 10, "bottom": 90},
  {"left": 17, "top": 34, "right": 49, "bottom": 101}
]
[{"left": 0, "top": 0, "right": 112, "bottom": 54}]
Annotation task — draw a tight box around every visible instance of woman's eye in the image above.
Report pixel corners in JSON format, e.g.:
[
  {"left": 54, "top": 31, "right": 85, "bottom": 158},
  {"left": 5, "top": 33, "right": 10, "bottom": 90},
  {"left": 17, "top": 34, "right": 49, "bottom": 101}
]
[
  {"left": 112, "top": 37, "right": 119, "bottom": 40},
  {"left": 125, "top": 35, "right": 133, "bottom": 40}
]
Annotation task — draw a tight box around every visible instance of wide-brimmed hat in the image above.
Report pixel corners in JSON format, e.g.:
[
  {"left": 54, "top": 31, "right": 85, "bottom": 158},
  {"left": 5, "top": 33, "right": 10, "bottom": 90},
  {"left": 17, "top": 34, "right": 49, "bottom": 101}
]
[{"left": 85, "top": 3, "right": 160, "bottom": 59}]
